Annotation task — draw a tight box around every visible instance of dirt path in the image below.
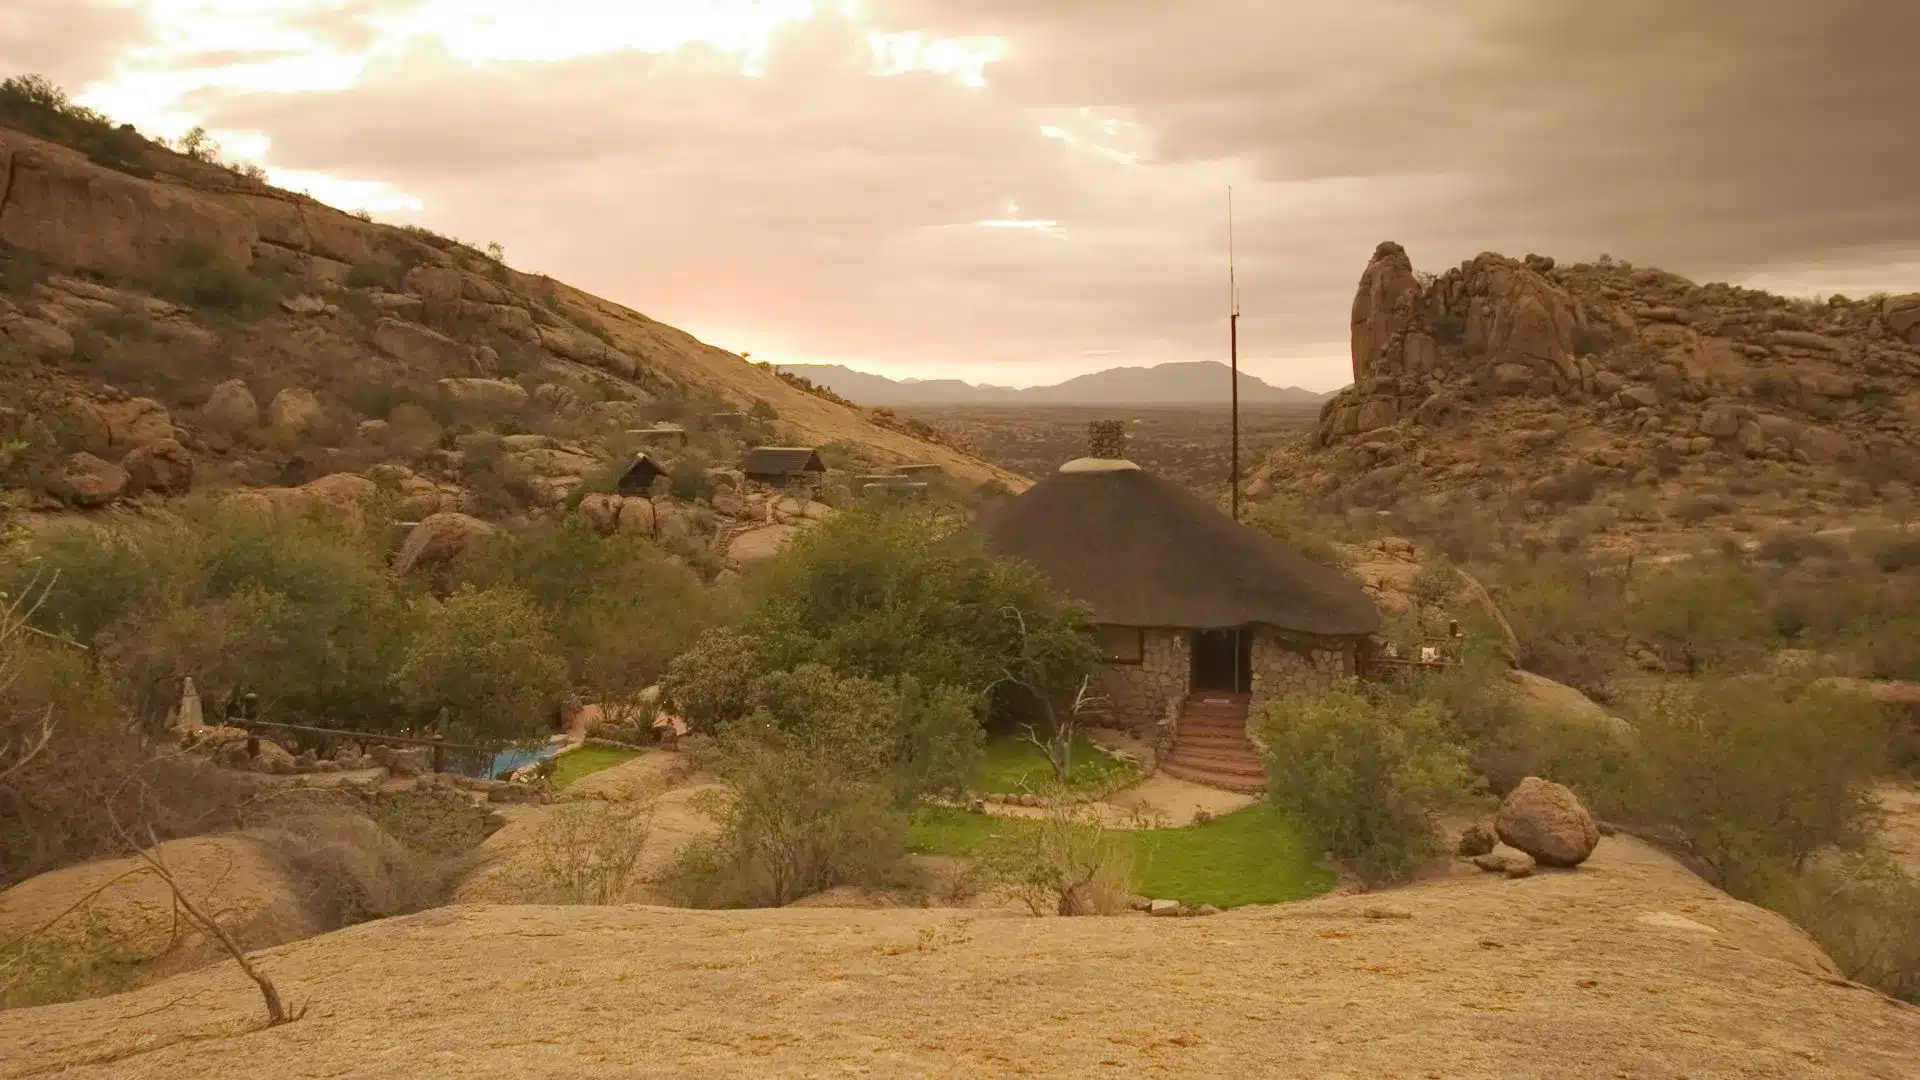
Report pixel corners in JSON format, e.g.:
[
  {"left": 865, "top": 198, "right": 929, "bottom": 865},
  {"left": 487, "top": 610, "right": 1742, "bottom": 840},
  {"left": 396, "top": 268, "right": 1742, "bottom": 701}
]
[
  {"left": 978, "top": 772, "right": 1257, "bottom": 828},
  {"left": 5, "top": 836, "right": 1914, "bottom": 1080}
]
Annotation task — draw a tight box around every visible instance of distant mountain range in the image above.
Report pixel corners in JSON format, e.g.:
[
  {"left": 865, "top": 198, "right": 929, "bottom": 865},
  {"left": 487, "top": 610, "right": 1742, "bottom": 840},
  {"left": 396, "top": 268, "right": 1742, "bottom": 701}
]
[{"left": 778, "top": 361, "right": 1332, "bottom": 407}]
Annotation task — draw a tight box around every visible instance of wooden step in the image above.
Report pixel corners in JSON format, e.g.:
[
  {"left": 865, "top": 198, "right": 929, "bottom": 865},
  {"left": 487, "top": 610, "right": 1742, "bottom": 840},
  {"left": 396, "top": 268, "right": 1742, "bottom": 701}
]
[
  {"left": 1160, "top": 760, "right": 1267, "bottom": 794},
  {"left": 1163, "top": 752, "right": 1266, "bottom": 781},
  {"left": 1173, "top": 729, "right": 1253, "bottom": 748},
  {"left": 1159, "top": 737, "right": 1267, "bottom": 764},
  {"left": 1177, "top": 718, "right": 1249, "bottom": 733}
]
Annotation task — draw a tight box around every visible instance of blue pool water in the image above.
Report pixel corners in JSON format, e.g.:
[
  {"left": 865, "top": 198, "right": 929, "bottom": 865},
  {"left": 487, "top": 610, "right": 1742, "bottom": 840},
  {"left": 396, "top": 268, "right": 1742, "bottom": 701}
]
[{"left": 484, "top": 742, "right": 563, "bottom": 780}]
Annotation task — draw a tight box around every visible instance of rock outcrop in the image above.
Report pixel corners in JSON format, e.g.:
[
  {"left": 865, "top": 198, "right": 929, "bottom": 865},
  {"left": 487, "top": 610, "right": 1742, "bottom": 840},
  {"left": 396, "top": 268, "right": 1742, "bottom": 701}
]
[{"left": 1261, "top": 243, "right": 1920, "bottom": 543}]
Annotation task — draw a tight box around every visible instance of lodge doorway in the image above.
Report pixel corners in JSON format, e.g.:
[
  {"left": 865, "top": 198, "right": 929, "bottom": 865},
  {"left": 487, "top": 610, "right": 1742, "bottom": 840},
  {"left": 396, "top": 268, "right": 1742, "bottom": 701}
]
[{"left": 1190, "top": 628, "right": 1251, "bottom": 694}]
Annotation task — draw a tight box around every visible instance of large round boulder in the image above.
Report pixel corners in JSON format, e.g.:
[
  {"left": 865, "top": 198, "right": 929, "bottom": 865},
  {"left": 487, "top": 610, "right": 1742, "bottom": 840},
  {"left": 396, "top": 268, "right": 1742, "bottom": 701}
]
[
  {"left": 48, "top": 451, "right": 128, "bottom": 507},
  {"left": 394, "top": 512, "right": 497, "bottom": 575},
  {"left": 201, "top": 378, "right": 260, "bottom": 435},
  {"left": 1494, "top": 776, "right": 1600, "bottom": 868},
  {"left": 122, "top": 437, "right": 195, "bottom": 495}
]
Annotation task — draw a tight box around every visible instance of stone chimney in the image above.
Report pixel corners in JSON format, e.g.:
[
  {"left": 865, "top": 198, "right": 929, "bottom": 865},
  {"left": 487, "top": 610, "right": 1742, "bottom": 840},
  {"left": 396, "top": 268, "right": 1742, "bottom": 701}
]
[{"left": 1088, "top": 419, "right": 1127, "bottom": 460}]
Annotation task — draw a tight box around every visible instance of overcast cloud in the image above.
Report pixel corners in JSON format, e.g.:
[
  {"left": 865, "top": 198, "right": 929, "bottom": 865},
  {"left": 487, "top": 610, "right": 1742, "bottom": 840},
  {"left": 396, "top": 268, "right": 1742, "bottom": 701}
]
[{"left": 4, "top": 1, "right": 1915, "bottom": 389}]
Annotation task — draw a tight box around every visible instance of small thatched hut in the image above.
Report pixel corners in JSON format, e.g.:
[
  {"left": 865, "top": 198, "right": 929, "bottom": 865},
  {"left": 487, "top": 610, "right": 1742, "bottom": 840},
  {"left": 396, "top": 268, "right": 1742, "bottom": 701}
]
[{"left": 981, "top": 421, "right": 1380, "bottom": 734}]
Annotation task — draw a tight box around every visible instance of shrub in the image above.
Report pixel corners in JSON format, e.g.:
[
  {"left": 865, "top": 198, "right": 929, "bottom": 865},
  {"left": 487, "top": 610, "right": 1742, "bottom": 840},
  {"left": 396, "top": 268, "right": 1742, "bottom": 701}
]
[
  {"left": 0, "top": 347, "right": 83, "bottom": 489},
  {"left": 521, "top": 800, "right": 655, "bottom": 905},
  {"left": 1257, "top": 686, "right": 1475, "bottom": 887},
  {"left": 669, "top": 739, "right": 905, "bottom": 908},
  {"left": 456, "top": 516, "right": 723, "bottom": 701},
  {"left": 1245, "top": 498, "right": 1346, "bottom": 568},
  {"left": 986, "top": 800, "right": 1134, "bottom": 916},
  {"left": 13, "top": 503, "right": 409, "bottom": 729},
  {"left": 1769, "top": 854, "right": 1920, "bottom": 1003},
  {"left": 660, "top": 627, "right": 768, "bottom": 732},
  {"left": 0, "top": 74, "right": 150, "bottom": 173},
  {"left": 1634, "top": 678, "right": 1887, "bottom": 895},
  {"left": 668, "top": 665, "right": 980, "bottom": 907},
  {"left": 345, "top": 260, "right": 393, "bottom": 290},
  {"left": 1626, "top": 558, "right": 1776, "bottom": 674},
  {"left": 149, "top": 239, "right": 281, "bottom": 317},
  {"left": 1499, "top": 556, "right": 1628, "bottom": 699},
  {"left": 395, "top": 585, "right": 570, "bottom": 745}
]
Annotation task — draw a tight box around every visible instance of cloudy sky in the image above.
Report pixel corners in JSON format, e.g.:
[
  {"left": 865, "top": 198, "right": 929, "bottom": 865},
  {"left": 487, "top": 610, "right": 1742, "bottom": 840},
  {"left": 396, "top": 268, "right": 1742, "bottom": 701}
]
[{"left": 4, "top": 0, "right": 1916, "bottom": 391}]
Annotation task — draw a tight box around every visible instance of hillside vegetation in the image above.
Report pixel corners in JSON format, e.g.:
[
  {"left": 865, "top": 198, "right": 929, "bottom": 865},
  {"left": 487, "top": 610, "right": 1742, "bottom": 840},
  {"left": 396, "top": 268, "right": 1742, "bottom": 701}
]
[{"left": 0, "top": 74, "right": 1020, "bottom": 540}]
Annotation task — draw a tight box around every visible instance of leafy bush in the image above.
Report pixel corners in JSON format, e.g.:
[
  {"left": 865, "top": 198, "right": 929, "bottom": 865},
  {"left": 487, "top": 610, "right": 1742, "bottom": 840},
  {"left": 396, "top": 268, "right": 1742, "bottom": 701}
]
[
  {"left": 521, "top": 800, "right": 654, "bottom": 905},
  {"left": 659, "top": 627, "right": 768, "bottom": 732},
  {"left": 345, "top": 260, "right": 394, "bottom": 290},
  {"left": 149, "top": 239, "right": 281, "bottom": 317},
  {"left": 1769, "top": 853, "right": 1920, "bottom": 1003},
  {"left": 986, "top": 800, "right": 1135, "bottom": 916},
  {"left": 741, "top": 502, "right": 1095, "bottom": 722},
  {"left": 0, "top": 347, "right": 83, "bottom": 489},
  {"left": 1246, "top": 497, "right": 1347, "bottom": 568},
  {"left": 668, "top": 664, "right": 979, "bottom": 907},
  {"left": 0, "top": 74, "right": 150, "bottom": 173},
  {"left": 14, "top": 503, "right": 409, "bottom": 728},
  {"left": 1257, "top": 686, "right": 1475, "bottom": 886},
  {"left": 1633, "top": 678, "right": 1887, "bottom": 895},
  {"left": 1626, "top": 558, "right": 1776, "bottom": 673},
  {"left": 456, "top": 516, "right": 723, "bottom": 702},
  {"left": 395, "top": 585, "right": 570, "bottom": 745}
]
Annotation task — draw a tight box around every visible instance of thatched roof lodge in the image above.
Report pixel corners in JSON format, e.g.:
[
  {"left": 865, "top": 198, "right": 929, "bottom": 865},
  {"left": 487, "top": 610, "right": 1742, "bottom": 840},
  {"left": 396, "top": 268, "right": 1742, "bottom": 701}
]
[{"left": 981, "top": 421, "right": 1381, "bottom": 736}]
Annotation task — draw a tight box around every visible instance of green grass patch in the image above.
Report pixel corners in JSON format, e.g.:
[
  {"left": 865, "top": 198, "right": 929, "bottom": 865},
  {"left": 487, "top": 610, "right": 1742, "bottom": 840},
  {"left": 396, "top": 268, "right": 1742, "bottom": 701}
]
[
  {"left": 907, "top": 802, "right": 1334, "bottom": 908},
  {"left": 973, "top": 732, "right": 1140, "bottom": 795},
  {"left": 549, "top": 745, "right": 642, "bottom": 791}
]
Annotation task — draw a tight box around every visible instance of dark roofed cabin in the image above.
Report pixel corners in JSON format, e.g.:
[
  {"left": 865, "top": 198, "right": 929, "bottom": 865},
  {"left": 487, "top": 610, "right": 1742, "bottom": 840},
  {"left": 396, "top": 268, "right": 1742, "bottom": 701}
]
[
  {"left": 980, "top": 420, "right": 1382, "bottom": 764},
  {"left": 615, "top": 453, "right": 666, "bottom": 496},
  {"left": 740, "top": 446, "right": 826, "bottom": 485}
]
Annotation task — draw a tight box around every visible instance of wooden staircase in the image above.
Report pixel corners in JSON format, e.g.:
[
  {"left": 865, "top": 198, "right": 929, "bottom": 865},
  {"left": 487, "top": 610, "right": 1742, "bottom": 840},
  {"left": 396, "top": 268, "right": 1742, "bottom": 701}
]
[{"left": 1159, "top": 692, "right": 1266, "bottom": 794}]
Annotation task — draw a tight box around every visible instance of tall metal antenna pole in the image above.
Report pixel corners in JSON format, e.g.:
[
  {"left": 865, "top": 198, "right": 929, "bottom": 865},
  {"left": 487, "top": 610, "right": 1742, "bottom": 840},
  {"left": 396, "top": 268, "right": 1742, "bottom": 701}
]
[{"left": 1228, "top": 186, "right": 1241, "bottom": 521}]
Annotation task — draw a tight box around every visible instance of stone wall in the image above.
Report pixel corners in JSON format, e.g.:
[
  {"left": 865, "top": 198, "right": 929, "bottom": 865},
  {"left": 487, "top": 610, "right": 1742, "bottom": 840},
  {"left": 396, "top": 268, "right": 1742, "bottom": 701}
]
[
  {"left": 1094, "top": 629, "right": 1189, "bottom": 735},
  {"left": 1249, "top": 631, "right": 1353, "bottom": 713}
]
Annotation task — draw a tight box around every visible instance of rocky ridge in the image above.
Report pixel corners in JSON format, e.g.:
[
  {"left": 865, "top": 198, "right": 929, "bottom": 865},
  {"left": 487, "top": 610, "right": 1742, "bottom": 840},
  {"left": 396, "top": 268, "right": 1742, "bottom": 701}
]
[
  {"left": 1255, "top": 242, "right": 1920, "bottom": 545},
  {"left": 0, "top": 120, "right": 1023, "bottom": 543}
]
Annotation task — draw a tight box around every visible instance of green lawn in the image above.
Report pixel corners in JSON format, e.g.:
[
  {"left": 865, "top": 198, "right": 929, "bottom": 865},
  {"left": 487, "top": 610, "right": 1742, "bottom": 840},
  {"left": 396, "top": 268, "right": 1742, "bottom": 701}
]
[
  {"left": 973, "top": 731, "right": 1141, "bottom": 795},
  {"left": 907, "top": 802, "right": 1334, "bottom": 908},
  {"left": 549, "top": 745, "right": 643, "bottom": 791}
]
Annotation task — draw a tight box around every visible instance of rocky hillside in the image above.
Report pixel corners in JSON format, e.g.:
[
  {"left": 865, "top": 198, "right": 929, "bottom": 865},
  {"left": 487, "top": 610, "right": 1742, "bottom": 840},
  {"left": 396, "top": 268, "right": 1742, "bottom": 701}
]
[
  {"left": 0, "top": 113, "right": 1022, "bottom": 545},
  {"left": 4, "top": 835, "right": 1915, "bottom": 1079},
  {"left": 1255, "top": 242, "right": 1920, "bottom": 549}
]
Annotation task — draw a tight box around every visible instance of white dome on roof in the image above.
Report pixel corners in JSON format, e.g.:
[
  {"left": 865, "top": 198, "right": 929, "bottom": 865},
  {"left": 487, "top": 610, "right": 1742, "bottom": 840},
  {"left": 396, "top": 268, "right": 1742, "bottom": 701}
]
[{"left": 1058, "top": 457, "right": 1141, "bottom": 473}]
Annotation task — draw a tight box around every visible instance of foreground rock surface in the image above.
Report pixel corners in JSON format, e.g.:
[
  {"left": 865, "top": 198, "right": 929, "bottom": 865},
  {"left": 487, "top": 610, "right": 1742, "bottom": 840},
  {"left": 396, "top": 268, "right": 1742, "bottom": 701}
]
[{"left": 3, "top": 838, "right": 1914, "bottom": 1080}]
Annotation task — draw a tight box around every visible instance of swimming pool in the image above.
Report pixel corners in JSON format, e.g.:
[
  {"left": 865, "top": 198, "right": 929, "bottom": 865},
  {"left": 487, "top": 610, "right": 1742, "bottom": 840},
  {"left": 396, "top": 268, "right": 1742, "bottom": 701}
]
[{"left": 484, "top": 741, "right": 564, "bottom": 780}]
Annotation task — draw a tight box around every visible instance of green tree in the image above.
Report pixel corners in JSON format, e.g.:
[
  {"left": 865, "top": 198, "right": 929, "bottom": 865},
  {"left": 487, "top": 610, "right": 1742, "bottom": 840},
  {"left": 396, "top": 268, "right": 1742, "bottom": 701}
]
[
  {"left": 395, "top": 585, "right": 569, "bottom": 745},
  {"left": 745, "top": 501, "right": 1092, "bottom": 718},
  {"left": 456, "top": 516, "right": 723, "bottom": 703},
  {"left": 1258, "top": 685, "right": 1475, "bottom": 887},
  {"left": 1635, "top": 677, "right": 1887, "bottom": 895},
  {"left": 1627, "top": 558, "right": 1776, "bottom": 673}
]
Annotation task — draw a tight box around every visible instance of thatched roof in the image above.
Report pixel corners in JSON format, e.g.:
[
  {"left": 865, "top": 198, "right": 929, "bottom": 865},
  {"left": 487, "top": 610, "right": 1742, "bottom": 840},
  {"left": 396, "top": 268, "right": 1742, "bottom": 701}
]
[
  {"left": 980, "top": 461, "right": 1381, "bottom": 636},
  {"left": 740, "top": 447, "right": 825, "bottom": 477}
]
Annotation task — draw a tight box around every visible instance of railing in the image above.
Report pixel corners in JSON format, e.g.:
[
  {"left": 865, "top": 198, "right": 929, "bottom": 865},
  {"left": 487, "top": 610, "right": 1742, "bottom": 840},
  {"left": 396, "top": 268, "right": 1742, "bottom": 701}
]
[{"left": 227, "top": 719, "right": 495, "bottom": 775}]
